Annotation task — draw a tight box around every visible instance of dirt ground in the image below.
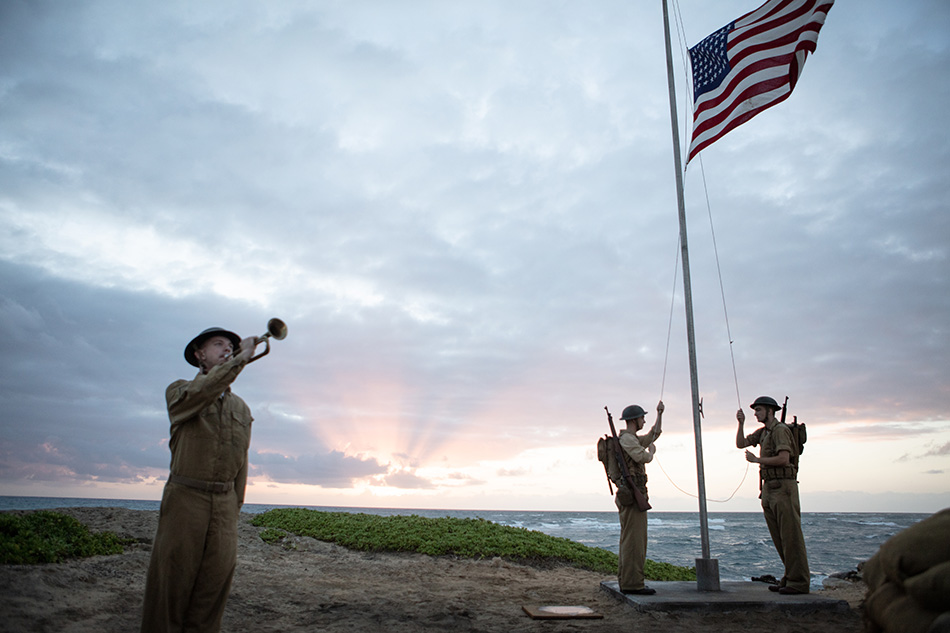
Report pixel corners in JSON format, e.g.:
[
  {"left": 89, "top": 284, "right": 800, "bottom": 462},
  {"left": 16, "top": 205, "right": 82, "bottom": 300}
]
[{"left": 0, "top": 507, "right": 867, "bottom": 632}]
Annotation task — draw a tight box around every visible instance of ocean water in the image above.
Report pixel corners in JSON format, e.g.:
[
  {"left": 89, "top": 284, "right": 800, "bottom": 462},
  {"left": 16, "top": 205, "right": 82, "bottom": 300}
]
[{"left": 0, "top": 496, "right": 929, "bottom": 590}]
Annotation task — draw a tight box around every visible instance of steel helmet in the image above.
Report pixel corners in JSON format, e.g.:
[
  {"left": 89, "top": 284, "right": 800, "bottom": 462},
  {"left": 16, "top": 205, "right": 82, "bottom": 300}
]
[
  {"left": 749, "top": 396, "right": 780, "bottom": 411},
  {"left": 184, "top": 327, "right": 242, "bottom": 367},
  {"left": 620, "top": 404, "right": 647, "bottom": 420}
]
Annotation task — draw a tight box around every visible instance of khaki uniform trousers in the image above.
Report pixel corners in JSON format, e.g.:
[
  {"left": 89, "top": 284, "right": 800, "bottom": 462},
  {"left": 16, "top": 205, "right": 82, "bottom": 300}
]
[
  {"left": 616, "top": 496, "right": 648, "bottom": 592},
  {"left": 141, "top": 482, "right": 240, "bottom": 633},
  {"left": 761, "top": 478, "right": 810, "bottom": 593}
]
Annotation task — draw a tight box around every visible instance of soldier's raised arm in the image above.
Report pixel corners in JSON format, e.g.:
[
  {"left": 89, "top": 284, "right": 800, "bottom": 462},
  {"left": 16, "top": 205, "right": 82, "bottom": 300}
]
[{"left": 736, "top": 408, "right": 750, "bottom": 449}]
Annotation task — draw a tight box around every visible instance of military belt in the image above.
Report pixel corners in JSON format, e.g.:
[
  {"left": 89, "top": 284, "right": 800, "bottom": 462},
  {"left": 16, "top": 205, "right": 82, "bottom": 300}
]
[{"left": 169, "top": 473, "right": 234, "bottom": 494}]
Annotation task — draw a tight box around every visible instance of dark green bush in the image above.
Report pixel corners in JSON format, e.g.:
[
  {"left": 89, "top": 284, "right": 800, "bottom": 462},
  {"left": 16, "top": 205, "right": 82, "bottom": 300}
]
[
  {"left": 0, "top": 511, "right": 127, "bottom": 564},
  {"left": 251, "top": 508, "right": 696, "bottom": 580}
]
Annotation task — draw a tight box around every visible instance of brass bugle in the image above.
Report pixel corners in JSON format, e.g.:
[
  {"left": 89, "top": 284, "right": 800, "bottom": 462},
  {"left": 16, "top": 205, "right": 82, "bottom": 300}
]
[{"left": 247, "top": 318, "right": 288, "bottom": 364}]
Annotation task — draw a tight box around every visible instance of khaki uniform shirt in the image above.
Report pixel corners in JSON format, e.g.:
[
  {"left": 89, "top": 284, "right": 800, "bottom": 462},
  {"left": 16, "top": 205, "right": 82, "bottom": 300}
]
[
  {"left": 165, "top": 356, "right": 254, "bottom": 504},
  {"left": 746, "top": 417, "right": 797, "bottom": 478},
  {"left": 619, "top": 427, "right": 658, "bottom": 464},
  {"left": 617, "top": 425, "right": 659, "bottom": 491}
]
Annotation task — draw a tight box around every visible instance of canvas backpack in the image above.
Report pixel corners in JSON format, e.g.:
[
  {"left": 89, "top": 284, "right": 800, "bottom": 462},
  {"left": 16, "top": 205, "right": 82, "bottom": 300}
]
[
  {"left": 597, "top": 435, "right": 623, "bottom": 492},
  {"left": 787, "top": 416, "right": 807, "bottom": 458}
]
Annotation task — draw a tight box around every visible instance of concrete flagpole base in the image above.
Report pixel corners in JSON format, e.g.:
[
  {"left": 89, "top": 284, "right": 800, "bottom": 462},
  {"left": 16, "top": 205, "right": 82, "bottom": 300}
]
[{"left": 696, "top": 558, "right": 721, "bottom": 592}]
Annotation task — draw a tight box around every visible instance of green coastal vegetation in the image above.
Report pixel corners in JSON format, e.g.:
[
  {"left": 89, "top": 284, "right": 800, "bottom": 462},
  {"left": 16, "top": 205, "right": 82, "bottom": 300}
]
[
  {"left": 0, "top": 511, "right": 128, "bottom": 565},
  {"left": 251, "top": 508, "right": 697, "bottom": 581},
  {"left": 1, "top": 508, "right": 697, "bottom": 582}
]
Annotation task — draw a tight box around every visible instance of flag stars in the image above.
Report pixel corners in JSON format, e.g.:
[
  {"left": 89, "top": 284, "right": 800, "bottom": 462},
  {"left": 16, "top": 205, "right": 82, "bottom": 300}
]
[{"left": 690, "top": 23, "right": 733, "bottom": 99}]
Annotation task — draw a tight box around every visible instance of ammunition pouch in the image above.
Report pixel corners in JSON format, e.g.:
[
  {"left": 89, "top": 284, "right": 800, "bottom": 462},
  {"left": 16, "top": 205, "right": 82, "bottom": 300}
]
[
  {"left": 634, "top": 475, "right": 648, "bottom": 493},
  {"left": 760, "top": 466, "right": 797, "bottom": 482},
  {"left": 615, "top": 470, "right": 649, "bottom": 507},
  {"left": 623, "top": 457, "right": 648, "bottom": 487}
]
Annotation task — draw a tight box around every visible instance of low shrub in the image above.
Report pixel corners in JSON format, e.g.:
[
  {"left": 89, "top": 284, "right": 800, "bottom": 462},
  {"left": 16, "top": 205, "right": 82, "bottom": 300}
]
[
  {"left": 251, "top": 508, "right": 696, "bottom": 580},
  {"left": 0, "top": 511, "right": 128, "bottom": 564}
]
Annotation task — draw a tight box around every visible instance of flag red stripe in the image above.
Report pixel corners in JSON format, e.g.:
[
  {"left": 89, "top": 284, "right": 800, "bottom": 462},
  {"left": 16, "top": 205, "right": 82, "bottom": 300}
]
[
  {"left": 731, "top": 0, "right": 815, "bottom": 50},
  {"left": 693, "top": 57, "right": 793, "bottom": 124}
]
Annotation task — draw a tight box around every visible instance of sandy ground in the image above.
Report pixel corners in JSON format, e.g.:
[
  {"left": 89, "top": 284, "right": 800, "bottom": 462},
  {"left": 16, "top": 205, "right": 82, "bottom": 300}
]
[{"left": 0, "top": 507, "right": 867, "bottom": 632}]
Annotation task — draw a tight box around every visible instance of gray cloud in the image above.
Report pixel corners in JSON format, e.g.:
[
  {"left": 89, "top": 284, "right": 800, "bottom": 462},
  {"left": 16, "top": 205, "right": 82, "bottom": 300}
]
[
  {"left": 923, "top": 443, "right": 950, "bottom": 457},
  {"left": 383, "top": 470, "right": 436, "bottom": 490},
  {"left": 250, "top": 450, "right": 387, "bottom": 488}
]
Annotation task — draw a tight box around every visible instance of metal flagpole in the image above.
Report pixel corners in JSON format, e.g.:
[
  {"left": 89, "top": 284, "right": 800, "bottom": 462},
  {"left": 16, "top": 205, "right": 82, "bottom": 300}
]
[{"left": 660, "top": 0, "right": 720, "bottom": 591}]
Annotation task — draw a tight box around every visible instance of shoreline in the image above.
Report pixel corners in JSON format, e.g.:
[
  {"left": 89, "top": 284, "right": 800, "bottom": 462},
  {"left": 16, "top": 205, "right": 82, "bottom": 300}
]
[
  {"left": 0, "top": 506, "right": 866, "bottom": 632},
  {"left": 0, "top": 494, "right": 936, "bottom": 515}
]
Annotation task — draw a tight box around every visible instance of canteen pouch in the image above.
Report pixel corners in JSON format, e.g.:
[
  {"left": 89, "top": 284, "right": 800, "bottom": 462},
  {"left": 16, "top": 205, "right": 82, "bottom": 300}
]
[{"left": 616, "top": 486, "right": 636, "bottom": 507}]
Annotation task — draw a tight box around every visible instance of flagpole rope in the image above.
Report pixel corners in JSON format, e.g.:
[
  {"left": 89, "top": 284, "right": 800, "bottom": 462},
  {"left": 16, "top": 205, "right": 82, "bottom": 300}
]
[
  {"left": 653, "top": 454, "right": 751, "bottom": 504},
  {"left": 656, "top": 210, "right": 749, "bottom": 501},
  {"left": 697, "top": 154, "right": 743, "bottom": 409},
  {"left": 659, "top": 235, "right": 680, "bottom": 401}
]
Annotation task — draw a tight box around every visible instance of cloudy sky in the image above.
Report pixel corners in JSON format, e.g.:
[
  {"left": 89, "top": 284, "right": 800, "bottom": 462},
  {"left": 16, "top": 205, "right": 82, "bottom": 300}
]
[{"left": 1, "top": 0, "right": 947, "bottom": 514}]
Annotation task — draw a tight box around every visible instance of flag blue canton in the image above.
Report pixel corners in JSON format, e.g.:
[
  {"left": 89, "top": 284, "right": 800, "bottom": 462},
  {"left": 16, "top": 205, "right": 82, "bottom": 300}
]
[{"left": 689, "top": 23, "right": 734, "bottom": 101}]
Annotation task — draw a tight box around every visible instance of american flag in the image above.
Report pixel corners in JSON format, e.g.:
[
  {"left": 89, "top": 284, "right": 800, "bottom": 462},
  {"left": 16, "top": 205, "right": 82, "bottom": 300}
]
[{"left": 687, "top": 0, "right": 834, "bottom": 163}]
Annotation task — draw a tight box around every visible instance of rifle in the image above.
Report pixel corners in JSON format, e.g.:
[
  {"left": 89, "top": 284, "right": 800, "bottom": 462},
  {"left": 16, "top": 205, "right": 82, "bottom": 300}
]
[
  {"left": 605, "top": 406, "right": 651, "bottom": 512},
  {"left": 780, "top": 396, "right": 789, "bottom": 425}
]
